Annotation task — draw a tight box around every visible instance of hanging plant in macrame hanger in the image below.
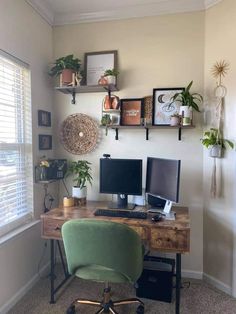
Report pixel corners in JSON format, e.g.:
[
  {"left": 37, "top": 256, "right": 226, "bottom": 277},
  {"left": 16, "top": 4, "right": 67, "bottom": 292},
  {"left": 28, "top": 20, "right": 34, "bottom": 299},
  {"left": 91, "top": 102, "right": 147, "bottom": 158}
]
[{"left": 205, "top": 60, "right": 234, "bottom": 198}]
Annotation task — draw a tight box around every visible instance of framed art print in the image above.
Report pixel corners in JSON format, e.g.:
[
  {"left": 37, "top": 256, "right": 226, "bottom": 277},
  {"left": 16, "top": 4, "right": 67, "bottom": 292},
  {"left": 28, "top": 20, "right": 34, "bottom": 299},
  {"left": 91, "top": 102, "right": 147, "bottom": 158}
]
[
  {"left": 39, "top": 134, "right": 52, "bottom": 150},
  {"left": 38, "top": 110, "right": 51, "bottom": 127},
  {"left": 84, "top": 50, "right": 117, "bottom": 86},
  {"left": 153, "top": 88, "right": 184, "bottom": 125},
  {"left": 120, "top": 98, "right": 143, "bottom": 126}
]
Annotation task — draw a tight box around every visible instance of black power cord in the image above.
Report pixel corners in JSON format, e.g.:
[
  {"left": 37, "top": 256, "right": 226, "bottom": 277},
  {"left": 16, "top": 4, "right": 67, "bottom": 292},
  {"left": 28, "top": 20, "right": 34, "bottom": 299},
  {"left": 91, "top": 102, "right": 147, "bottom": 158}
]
[{"left": 43, "top": 183, "right": 54, "bottom": 213}]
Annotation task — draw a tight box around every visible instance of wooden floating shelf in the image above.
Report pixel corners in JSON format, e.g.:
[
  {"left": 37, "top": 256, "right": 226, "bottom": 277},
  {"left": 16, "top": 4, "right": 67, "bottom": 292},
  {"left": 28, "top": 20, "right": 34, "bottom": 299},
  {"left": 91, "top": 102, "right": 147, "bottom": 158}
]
[
  {"left": 100, "top": 125, "right": 195, "bottom": 141},
  {"left": 55, "top": 84, "right": 119, "bottom": 104}
]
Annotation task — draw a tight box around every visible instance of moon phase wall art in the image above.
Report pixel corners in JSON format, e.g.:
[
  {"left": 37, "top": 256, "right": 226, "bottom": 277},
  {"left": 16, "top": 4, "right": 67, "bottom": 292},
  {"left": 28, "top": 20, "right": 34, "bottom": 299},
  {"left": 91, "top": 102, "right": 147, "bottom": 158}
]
[{"left": 153, "top": 87, "right": 184, "bottom": 125}]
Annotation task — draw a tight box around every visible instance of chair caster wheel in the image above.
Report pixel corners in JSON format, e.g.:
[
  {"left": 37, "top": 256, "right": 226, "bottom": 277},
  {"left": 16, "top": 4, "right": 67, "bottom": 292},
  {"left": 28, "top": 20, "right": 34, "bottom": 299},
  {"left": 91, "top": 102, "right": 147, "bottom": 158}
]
[
  {"left": 136, "top": 304, "right": 144, "bottom": 314},
  {"left": 66, "top": 305, "right": 75, "bottom": 314}
]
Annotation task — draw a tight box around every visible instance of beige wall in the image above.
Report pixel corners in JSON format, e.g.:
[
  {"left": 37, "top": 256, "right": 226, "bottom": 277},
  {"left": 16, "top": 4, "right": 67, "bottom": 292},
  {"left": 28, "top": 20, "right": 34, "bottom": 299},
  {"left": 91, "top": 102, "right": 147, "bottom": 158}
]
[
  {"left": 0, "top": 0, "right": 53, "bottom": 312},
  {"left": 204, "top": 0, "right": 236, "bottom": 293},
  {"left": 53, "top": 12, "right": 205, "bottom": 275}
]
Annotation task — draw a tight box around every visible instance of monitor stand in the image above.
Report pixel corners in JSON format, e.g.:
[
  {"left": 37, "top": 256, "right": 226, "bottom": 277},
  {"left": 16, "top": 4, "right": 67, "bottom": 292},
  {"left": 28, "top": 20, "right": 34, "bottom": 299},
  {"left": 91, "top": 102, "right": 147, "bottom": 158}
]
[{"left": 108, "top": 194, "right": 135, "bottom": 210}]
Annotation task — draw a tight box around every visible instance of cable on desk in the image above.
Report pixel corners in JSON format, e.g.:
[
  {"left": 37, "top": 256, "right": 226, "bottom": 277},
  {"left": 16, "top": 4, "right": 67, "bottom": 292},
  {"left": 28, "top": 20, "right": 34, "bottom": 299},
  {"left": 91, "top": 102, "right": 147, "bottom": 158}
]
[
  {"left": 62, "top": 179, "right": 70, "bottom": 196},
  {"left": 43, "top": 183, "right": 54, "bottom": 213}
]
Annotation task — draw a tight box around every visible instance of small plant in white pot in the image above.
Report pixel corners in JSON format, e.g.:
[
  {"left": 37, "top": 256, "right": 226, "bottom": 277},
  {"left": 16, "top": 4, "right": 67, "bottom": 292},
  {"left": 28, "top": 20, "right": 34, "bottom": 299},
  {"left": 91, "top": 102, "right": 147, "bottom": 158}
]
[
  {"left": 201, "top": 128, "right": 234, "bottom": 158},
  {"left": 103, "top": 68, "right": 119, "bottom": 85},
  {"left": 170, "top": 81, "right": 203, "bottom": 126},
  {"left": 66, "top": 160, "right": 92, "bottom": 204}
]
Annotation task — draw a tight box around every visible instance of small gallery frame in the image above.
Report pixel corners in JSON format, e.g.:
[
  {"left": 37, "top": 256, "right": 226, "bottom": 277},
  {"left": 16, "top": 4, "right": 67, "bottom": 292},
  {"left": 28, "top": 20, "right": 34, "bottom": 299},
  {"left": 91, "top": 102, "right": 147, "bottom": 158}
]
[
  {"left": 38, "top": 110, "right": 51, "bottom": 127},
  {"left": 153, "top": 87, "right": 184, "bottom": 125},
  {"left": 39, "top": 134, "right": 52, "bottom": 150},
  {"left": 84, "top": 50, "right": 117, "bottom": 86},
  {"left": 120, "top": 98, "right": 144, "bottom": 126}
]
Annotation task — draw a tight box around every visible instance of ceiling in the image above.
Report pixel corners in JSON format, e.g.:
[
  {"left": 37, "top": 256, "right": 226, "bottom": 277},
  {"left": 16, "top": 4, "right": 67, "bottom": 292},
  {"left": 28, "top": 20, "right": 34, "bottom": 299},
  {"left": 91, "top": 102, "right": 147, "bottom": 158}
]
[{"left": 26, "top": 0, "right": 222, "bottom": 26}]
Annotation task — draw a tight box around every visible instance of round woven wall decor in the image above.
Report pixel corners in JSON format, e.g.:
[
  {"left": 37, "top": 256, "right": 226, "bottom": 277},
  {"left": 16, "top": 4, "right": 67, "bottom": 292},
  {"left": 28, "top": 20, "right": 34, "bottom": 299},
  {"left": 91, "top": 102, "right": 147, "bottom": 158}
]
[{"left": 60, "top": 113, "right": 99, "bottom": 155}]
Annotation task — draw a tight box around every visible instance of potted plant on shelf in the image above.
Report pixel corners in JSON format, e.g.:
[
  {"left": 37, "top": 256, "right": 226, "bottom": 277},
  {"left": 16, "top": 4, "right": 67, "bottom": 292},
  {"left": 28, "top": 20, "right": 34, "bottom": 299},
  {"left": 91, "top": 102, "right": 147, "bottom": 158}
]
[
  {"left": 48, "top": 54, "right": 81, "bottom": 87},
  {"left": 101, "top": 114, "right": 112, "bottom": 136},
  {"left": 170, "top": 81, "right": 203, "bottom": 126},
  {"left": 65, "top": 160, "right": 92, "bottom": 204},
  {"left": 201, "top": 128, "right": 234, "bottom": 158},
  {"left": 103, "top": 68, "right": 119, "bottom": 85}
]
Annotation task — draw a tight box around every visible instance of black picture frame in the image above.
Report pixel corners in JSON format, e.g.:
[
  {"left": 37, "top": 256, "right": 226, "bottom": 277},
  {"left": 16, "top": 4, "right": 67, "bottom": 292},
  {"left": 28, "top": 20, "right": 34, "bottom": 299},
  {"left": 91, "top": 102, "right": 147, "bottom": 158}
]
[
  {"left": 84, "top": 50, "right": 118, "bottom": 86},
  {"left": 152, "top": 87, "right": 184, "bottom": 125},
  {"left": 39, "top": 134, "right": 52, "bottom": 150},
  {"left": 38, "top": 110, "right": 51, "bottom": 127},
  {"left": 120, "top": 98, "right": 144, "bottom": 126}
]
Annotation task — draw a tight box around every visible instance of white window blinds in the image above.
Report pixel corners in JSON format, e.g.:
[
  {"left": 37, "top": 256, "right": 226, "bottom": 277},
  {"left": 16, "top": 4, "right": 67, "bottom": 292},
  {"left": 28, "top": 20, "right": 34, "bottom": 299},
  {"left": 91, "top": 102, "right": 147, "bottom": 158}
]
[{"left": 0, "top": 50, "right": 33, "bottom": 237}]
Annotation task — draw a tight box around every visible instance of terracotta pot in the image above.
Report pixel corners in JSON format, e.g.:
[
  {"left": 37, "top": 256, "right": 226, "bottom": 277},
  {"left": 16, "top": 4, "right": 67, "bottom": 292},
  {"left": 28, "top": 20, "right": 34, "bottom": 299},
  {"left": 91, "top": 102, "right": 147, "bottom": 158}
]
[
  {"left": 98, "top": 76, "right": 108, "bottom": 85},
  {"left": 61, "top": 69, "right": 74, "bottom": 85},
  {"left": 103, "top": 95, "right": 112, "bottom": 110},
  {"left": 103, "top": 95, "right": 119, "bottom": 110}
]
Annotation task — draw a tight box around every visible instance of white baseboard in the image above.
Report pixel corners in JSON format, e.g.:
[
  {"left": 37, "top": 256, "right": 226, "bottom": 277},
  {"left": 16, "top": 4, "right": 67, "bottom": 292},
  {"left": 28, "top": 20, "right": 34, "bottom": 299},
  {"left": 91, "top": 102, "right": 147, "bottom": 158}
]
[
  {"left": 203, "top": 272, "right": 231, "bottom": 295},
  {"left": 0, "top": 262, "right": 50, "bottom": 314},
  {"left": 182, "top": 269, "right": 203, "bottom": 280}
]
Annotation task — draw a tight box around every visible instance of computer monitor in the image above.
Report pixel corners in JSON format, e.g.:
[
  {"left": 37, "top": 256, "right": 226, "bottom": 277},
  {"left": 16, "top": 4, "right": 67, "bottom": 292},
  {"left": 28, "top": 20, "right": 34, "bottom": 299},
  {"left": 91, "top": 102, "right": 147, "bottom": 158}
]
[
  {"left": 100, "top": 158, "right": 142, "bottom": 209},
  {"left": 145, "top": 157, "right": 181, "bottom": 214}
]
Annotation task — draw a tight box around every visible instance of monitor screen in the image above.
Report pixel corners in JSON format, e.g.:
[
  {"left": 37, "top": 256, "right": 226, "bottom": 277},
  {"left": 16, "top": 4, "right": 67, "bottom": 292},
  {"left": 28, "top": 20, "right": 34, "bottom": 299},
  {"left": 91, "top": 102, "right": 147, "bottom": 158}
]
[
  {"left": 145, "top": 157, "right": 181, "bottom": 203},
  {"left": 100, "top": 158, "right": 142, "bottom": 196}
]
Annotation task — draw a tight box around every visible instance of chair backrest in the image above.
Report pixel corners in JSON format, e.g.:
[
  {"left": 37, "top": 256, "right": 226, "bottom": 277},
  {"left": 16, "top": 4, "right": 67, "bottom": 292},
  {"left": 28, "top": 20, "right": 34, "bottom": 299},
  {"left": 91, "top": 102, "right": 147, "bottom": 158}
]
[{"left": 62, "top": 219, "right": 143, "bottom": 283}]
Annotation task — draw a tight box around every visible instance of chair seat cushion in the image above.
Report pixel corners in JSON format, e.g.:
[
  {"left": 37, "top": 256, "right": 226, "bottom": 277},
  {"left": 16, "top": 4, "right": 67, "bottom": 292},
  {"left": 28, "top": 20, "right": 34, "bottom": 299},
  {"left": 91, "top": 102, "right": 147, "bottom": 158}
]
[{"left": 75, "top": 264, "right": 132, "bottom": 283}]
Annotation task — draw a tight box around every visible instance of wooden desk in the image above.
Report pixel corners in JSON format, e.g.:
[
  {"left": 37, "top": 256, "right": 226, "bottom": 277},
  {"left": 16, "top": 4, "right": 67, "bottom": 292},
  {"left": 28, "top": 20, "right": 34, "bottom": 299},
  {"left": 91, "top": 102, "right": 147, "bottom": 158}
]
[{"left": 41, "top": 201, "right": 190, "bottom": 314}]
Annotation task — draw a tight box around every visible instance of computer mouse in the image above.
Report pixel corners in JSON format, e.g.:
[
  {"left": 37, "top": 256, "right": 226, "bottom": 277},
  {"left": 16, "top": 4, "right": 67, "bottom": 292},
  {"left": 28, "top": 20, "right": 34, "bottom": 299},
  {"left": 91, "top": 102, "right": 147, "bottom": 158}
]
[{"left": 151, "top": 214, "right": 163, "bottom": 222}]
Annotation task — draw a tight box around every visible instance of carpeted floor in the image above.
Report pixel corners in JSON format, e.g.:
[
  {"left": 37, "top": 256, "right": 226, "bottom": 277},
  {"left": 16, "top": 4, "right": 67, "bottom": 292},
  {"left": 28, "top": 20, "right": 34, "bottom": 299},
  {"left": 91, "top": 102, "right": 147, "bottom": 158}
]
[{"left": 7, "top": 269, "right": 236, "bottom": 314}]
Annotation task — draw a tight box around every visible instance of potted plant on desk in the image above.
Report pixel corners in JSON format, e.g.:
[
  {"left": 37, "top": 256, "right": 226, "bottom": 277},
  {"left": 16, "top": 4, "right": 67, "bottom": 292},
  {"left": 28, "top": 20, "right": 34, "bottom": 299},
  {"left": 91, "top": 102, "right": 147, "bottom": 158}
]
[{"left": 66, "top": 160, "right": 93, "bottom": 205}]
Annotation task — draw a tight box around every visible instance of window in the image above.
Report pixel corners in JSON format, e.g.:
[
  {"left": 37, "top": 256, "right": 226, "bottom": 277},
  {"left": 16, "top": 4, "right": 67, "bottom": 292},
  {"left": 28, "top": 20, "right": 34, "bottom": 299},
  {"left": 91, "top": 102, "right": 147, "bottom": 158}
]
[{"left": 0, "top": 50, "right": 33, "bottom": 237}]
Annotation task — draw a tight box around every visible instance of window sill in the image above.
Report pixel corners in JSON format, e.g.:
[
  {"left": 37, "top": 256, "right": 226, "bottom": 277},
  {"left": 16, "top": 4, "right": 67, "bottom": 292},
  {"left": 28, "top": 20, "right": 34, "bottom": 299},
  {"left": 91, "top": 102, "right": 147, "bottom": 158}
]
[{"left": 0, "top": 220, "right": 40, "bottom": 246}]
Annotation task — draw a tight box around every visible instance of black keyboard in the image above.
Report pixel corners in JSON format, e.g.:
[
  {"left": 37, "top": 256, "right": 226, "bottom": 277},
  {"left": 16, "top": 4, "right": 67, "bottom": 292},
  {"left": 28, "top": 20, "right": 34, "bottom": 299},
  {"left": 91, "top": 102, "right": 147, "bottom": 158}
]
[{"left": 94, "top": 209, "right": 147, "bottom": 219}]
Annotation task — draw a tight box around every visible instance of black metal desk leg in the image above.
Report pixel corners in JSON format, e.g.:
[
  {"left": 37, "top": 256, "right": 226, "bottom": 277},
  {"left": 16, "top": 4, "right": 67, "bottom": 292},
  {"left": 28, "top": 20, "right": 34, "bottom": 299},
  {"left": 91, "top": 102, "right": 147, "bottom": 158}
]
[
  {"left": 50, "top": 239, "right": 55, "bottom": 304},
  {"left": 176, "top": 253, "right": 181, "bottom": 314}
]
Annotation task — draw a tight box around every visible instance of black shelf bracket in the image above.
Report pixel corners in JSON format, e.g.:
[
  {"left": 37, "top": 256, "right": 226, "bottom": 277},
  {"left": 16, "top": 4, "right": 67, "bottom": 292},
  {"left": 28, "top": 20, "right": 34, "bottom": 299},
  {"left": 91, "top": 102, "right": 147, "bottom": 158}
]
[
  {"left": 71, "top": 91, "right": 76, "bottom": 105},
  {"left": 178, "top": 128, "right": 182, "bottom": 141},
  {"left": 115, "top": 128, "right": 119, "bottom": 140}
]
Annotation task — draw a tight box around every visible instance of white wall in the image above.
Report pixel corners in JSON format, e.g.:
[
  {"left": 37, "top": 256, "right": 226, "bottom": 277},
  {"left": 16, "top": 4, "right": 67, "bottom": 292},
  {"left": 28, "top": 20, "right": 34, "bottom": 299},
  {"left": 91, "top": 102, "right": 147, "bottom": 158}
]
[
  {"left": 0, "top": 0, "right": 53, "bottom": 312},
  {"left": 53, "top": 12, "right": 205, "bottom": 276},
  {"left": 204, "top": 0, "right": 236, "bottom": 293}
]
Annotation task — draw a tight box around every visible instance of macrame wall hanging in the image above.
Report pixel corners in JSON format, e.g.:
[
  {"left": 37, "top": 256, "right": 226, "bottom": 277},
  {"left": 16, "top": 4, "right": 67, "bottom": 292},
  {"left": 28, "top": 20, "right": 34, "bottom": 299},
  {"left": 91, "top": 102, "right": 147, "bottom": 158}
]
[{"left": 210, "top": 60, "right": 229, "bottom": 198}]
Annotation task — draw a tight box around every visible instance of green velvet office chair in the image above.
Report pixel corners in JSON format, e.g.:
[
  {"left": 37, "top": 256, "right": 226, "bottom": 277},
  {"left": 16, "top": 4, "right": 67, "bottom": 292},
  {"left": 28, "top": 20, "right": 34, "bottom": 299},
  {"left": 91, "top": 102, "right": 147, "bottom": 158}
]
[{"left": 62, "top": 219, "right": 144, "bottom": 314}]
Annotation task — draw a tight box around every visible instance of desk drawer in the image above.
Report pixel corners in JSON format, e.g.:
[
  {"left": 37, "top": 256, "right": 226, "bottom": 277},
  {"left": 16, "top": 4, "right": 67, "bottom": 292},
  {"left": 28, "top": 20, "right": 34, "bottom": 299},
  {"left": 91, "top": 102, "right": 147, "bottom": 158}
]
[
  {"left": 42, "top": 218, "right": 64, "bottom": 239},
  {"left": 150, "top": 229, "right": 189, "bottom": 252}
]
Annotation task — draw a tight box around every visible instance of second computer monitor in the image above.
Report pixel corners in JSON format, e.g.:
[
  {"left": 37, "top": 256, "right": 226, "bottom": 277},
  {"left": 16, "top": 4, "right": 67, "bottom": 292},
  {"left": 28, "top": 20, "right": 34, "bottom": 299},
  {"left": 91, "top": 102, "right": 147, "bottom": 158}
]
[
  {"left": 100, "top": 158, "right": 142, "bottom": 209},
  {"left": 145, "top": 157, "right": 181, "bottom": 213}
]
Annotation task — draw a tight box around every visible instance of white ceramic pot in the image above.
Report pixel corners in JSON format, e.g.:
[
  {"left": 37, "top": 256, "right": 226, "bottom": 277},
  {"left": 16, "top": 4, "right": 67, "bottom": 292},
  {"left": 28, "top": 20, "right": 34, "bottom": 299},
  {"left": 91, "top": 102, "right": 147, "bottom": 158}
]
[
  {"left": 179, "top": 106, "right": 192, "bottom": 125},
  {"left": 105, "top": 75, "right": 116, "bottom": 85},
  {"left": 210, "top": 145, "right": 222, "bottom": 158},
  {"left": 72, "top": 186, "right": 87, "bottom": 199},
  {"left": 179, "top": 106, "right": 192, "bottom": 118}
]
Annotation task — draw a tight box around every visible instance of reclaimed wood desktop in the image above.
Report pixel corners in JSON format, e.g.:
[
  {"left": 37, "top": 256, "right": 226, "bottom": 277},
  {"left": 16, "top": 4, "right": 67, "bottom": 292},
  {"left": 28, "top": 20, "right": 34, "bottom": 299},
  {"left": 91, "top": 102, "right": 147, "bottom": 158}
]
[{"left": 41, "top": 201, "right": 190, "bottom": 314}]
